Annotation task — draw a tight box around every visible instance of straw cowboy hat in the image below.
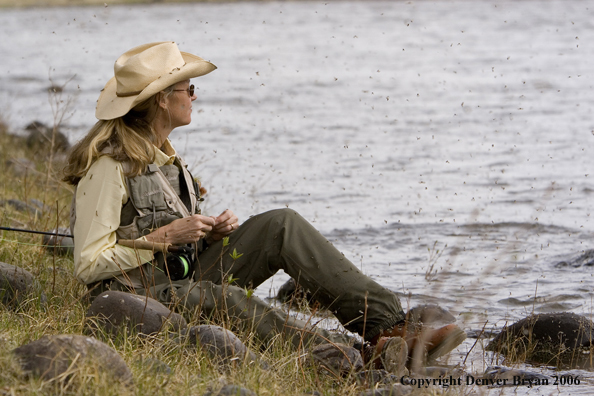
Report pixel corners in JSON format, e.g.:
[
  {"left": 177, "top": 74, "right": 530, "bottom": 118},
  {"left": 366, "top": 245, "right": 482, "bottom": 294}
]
[{"left": 95, "top": 41, "right": 216, "bottom": 120}]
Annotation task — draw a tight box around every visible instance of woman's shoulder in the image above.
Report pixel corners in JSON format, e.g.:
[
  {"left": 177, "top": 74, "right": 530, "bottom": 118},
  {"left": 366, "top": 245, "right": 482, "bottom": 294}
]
[
  {"left": 82, "top": 155, "right": 126, "bottom": 183},
  {"left": 92, "top": 155, "right": 126, "bottom": 171},
  {"left": 94, "top": 154, "right": 122, "bottom": 166}
]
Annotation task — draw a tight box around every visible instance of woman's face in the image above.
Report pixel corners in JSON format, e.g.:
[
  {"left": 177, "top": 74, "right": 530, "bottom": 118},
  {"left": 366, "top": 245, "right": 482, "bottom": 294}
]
[{"left": 167, "top": 80, "right": 197, "bottom": 129}]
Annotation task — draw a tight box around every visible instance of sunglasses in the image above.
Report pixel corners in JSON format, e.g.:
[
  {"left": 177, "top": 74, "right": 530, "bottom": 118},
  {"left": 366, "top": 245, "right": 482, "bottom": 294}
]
[{"left": 172, "top": 84, "right": 195, "bottom": 97}]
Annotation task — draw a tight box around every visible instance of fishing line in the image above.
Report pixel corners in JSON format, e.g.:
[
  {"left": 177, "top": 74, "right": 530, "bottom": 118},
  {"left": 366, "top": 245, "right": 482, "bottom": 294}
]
[
  {"left": 0, "top": 226, "right": 71, "bottom": 238},
  {"left": 0, "top": 237, "right": 70, "bottom": 249}
]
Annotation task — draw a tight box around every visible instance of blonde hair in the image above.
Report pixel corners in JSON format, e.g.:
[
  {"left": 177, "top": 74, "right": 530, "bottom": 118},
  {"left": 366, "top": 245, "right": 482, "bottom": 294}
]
[{"left": 63, "top": 86, "right": 175, "bottom": 185}]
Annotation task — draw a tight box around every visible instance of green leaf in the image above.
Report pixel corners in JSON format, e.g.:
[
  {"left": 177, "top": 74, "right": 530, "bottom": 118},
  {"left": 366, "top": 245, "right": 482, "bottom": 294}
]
[
  {"left": 227, "top": 274, "right": 239, "bottom": 284},
  {"left": 230, "top": 248, "right": 243, "bottom": 260}
]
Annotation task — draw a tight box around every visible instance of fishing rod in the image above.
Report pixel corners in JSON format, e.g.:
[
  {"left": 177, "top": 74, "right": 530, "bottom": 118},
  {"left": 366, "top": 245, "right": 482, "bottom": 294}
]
[
  {"left": 0, "top": 226, "right": 186, "bottom": 252},
  {"left": 0, "top": 226, "right": 72, "bottom": 238},
  {"left": 0, "top": 226, "right": 192, "bottom": 280}
]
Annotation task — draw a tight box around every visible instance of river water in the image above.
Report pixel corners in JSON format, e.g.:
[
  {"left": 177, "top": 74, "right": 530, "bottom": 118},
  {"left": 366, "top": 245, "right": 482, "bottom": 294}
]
[{"left": 1, "top": 0, "right": 594, "bottom": 393}]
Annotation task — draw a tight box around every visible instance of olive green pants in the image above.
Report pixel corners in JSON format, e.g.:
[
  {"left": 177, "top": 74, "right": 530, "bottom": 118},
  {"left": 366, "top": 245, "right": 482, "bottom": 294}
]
[{"left": 110, "top": 209, "right": 405, "bottom": 347}]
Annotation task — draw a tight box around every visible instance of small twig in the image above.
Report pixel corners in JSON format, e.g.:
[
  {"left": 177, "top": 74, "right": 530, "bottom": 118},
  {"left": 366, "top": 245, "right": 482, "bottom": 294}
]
[
  {"left": 532, "top": 279, "right": 539, "bottom": 314},
  {"left": 360, "top": 291, "right": 369, "bottom": 360},
  {"left": 463, "top": 320, "right": 488, "bottom": 366},
  {"left": 43, "top": 71, "right": 76, "bottom": 206},
  {"left": 425, "top": 241, "right": 446, "bottom": 281},
  {"left": 52, "top": 200, "right": 58, "bottom": 295}
]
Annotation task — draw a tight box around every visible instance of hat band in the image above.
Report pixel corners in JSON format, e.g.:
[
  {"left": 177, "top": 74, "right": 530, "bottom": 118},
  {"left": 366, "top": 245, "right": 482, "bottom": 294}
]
[{"left": 116, "top": 90, "right": 143, "bottom": 97}]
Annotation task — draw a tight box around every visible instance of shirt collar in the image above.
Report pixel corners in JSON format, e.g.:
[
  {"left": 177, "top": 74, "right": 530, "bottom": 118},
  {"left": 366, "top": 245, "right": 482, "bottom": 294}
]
[{"left": 154, "top": 139, "right": 176, "bottom": 166}]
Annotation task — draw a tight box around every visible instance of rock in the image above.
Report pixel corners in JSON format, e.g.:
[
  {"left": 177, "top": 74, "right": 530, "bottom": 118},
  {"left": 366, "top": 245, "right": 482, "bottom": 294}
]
[
  {"left": 25, "top": 121, "right": 70, "bottom": 153},
  {"left": 407, "top": 304, "right": 456, "bottom": 327},
  {"left": 0, "top": 199, "right": 43, "bottom": 215},
  {"left": 47, "top": 84, "right": 63, "bottom": 93},
  {"left": 358, "top": 384, "right": 411, "bottom": 396},
  {"left": 276, "top": 278, "right": 313, "bottom": 304},
  {"left": 353, "top": 369, "right": 399, "bottom": 387},
  {"left": 85, "top": 291, "right": 187, "bottom": 337},
  {"left": 555, "top": 250, "right": 594, "bottom": 268},
  {"left": 29, "top": 199, "right": 48, "bottom": 212},
  {"left": 486, "top": 312, "right": 594, "bottom": 367},
  {"left": 203, "top": 385, "right": 256, "bottom": 396},
  {"left": 412, "top": 365, "right": 465, "bottom": 379},
  {"left": 306, "top": 343, "right": 364, "bottom": 376},
  {"left": 13, "top": 334, "right": 132, "bottom": 385},
  {"left": 183, "top": 325, "right": 259, "bottom": 367},
  {"left": 134, "top": 357, "right": 171, "bottom": 375},
  {"left": 42, "top": 227, "right": 74, "bottom": 256},
  {"left": 5, "top": 158, "right": 35, "bottom": 177},
  {"left": 484, "top": 366, "right": 550, "bottom": 386},
  {"left": 0, "top": 261, "right": 47, "bottom": 308},
  {"left": 465, "top": 328, "right": 498, "bottom": 339}
]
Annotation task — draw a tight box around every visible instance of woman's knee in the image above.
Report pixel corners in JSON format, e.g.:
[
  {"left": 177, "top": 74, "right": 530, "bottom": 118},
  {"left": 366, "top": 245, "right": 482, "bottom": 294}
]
[{"left": 260, "top": 208, "right": 306, "bottom": 226}]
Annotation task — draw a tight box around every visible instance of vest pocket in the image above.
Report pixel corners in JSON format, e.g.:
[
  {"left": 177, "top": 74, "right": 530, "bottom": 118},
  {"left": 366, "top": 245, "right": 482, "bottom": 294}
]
[
  {"left": 116, "top": 222, "right": 140, "bottom": 241},
  {"left": 129, "top": 174, "right": 169, "bottom": 211}
]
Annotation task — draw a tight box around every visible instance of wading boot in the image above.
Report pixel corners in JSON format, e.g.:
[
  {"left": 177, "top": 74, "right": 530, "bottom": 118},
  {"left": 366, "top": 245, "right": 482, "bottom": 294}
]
[
  {"left": 366, "top": 336, "right": 409, "bottom": 376},
  {"left": 371, "top": 322, "right": 466, "bottom": 368}
]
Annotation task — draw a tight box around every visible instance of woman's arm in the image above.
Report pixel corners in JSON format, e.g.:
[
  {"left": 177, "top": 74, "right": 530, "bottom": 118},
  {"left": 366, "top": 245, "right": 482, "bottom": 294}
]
[
  {"left": 143, "top": 214, "right": 216, "bottom": 244},
  {"left": 73, "top": 156, "right": 153, "bottom": 284},
  {"left": 206, "top": 209, "right": 239, "bottom": 243}
]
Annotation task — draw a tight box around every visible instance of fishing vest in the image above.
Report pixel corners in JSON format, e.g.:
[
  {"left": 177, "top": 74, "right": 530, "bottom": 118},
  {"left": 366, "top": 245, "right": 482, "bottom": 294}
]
[
  {"left": 70, "top": 154, "right": 203, "bottom": 290},
  {"left": 117, "top": 155, "right": 202, "bottom": 240},
  {"left": 70, "top": 155, "right": 202, "bottom": 240}
]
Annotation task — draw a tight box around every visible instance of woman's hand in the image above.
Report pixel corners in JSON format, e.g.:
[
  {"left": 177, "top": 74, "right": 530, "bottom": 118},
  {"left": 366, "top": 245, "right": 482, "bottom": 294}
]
[
  {"left": 145, "top": 215, "right": 216, "bottom": 245},
  {"left": 208, "top": 209, "right": 239, "bottom": 242}
]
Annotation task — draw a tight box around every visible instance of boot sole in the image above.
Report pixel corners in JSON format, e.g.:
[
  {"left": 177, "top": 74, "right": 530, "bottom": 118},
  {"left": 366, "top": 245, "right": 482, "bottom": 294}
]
[
  {"left": 381, "top": 336, "right": 409, "bottom": 376},
  {"left": 426, "top": 327, "right": 467, "bottom": 362}
]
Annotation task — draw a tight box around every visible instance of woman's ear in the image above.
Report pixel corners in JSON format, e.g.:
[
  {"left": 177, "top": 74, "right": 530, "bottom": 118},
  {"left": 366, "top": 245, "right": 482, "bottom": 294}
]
[{"left": 156, "top": 92, "right": 168, "bottom": 110}]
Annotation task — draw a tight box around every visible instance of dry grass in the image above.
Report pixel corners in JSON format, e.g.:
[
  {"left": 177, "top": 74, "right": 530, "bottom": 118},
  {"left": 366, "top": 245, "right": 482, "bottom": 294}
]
[{"left": 0, "top": 116, "right": 464, "bottom": 396}]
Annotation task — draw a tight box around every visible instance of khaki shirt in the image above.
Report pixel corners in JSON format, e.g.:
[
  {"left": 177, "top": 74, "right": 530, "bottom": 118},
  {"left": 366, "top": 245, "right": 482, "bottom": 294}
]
[{"left": 73, "top": 140, "right": 177, "bottom": 284}]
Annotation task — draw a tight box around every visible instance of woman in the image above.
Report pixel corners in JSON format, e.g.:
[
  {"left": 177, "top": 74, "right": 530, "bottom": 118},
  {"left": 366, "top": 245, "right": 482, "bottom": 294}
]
[{"left": 63, "top": 42, "right": 465, "bottom": 369}]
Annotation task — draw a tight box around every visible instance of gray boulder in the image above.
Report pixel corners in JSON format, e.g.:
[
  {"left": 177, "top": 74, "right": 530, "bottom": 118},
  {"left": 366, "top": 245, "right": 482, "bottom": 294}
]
[
  {"left": 354, "top": 370, "right": 399, "bottom": 387},
  {"left": 134, "top": 357, "right": 171, "bottom": 375},
  {"left": 203, "top": 385, "right": 256, "bottom": 396},
  {"left": 359, "top": 384, "right": 412, "bottom": 396},
  {"left": 25, "top": 121, "right": 70, "bottom": 153},
  {"left": 306, "top": 343, "right": 364, "bottom": 376},
  {"left": 276, "top": 278, "right": 312, "bottom": 304},
  {"left": 13, "top": 334, "right": 132, "bottom": 385},
  {"left": 412, "top": 365, "right": 465, "bottom": 378},
  {"left": 0, "top": 261, "right": 47, "bottom": 308},
  {"left": 42, "top": 227, "right": 74, "bottom": 256},
  {"left": 407, "top": 304, "right": 456, "bottom": 327},
  {"left": 183, "top": 325, "right": 259, "bottom": 367},
  {"left": 486, "top": 312, "right": 594, "bottom": 367},
  {"left": 85, "top": 291, "right": 187, "bottom": 336},
  {"left": 5, "top": 158, "right": 35, "bottom": 177},
  {"left": 483, "top": 366, "right": 550, "bottom": 386},
  {"left": 0, "top": 199, "right": 43, "bottom": 215},
  {"left": 555, "top": 250, "right": 594, "bottom": 268}
]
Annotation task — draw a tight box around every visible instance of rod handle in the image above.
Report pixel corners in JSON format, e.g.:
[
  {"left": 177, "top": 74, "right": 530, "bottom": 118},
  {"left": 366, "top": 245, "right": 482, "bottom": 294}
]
[{"left": 117, "top": 239, "right": 171, "bottom": 253}]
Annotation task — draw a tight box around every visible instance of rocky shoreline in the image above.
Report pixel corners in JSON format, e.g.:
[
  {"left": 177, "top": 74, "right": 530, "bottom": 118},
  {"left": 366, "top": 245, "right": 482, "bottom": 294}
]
[{"left": 1, "top": 119, "right": 593, "bottom": 394}]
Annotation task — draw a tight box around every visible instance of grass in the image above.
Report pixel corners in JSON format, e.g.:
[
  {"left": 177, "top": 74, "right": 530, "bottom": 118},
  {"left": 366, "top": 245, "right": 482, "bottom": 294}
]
[
  {"left": 4, "top": 110, "right": 591, "bottom": 395},
  {"left": 1, "top": 117, "right": 462, "bottom": 395}
]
